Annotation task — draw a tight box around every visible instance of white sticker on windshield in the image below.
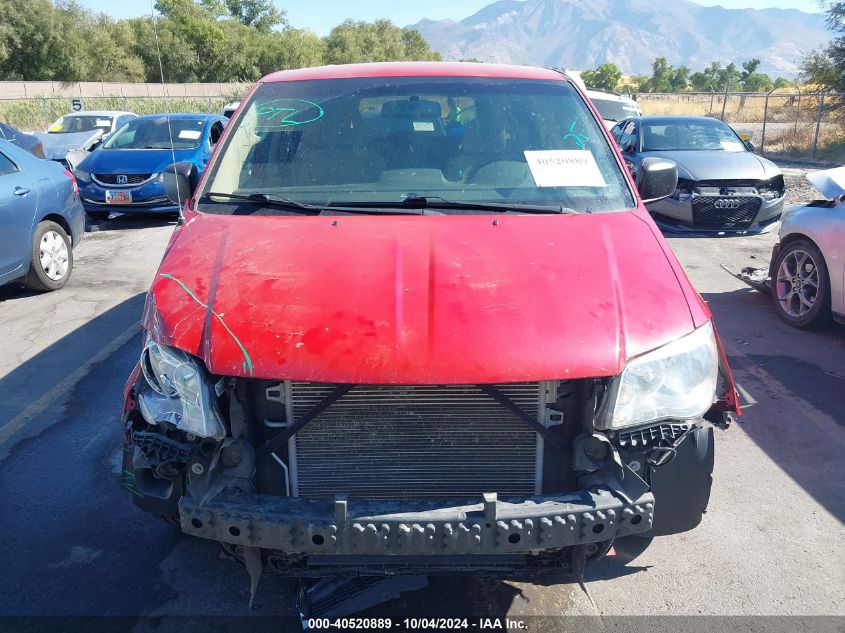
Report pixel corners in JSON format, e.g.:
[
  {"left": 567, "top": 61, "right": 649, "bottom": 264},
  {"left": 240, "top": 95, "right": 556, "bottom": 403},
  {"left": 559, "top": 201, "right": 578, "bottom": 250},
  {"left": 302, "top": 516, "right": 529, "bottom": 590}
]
[
  {"left": 178, "top": 130, "right": 202, "bottom": 140},
  {"left": 720, "top": 140, "right": 744, "bottom": 151},
  {"left": 96, "top": 119, "right": 111, "bottom": 126},
  {"left": 523, "top": 150, "right": 606, "bottom": 188},
  {"left": 413, "top": 121, "right": 435, "bottom": 132}
]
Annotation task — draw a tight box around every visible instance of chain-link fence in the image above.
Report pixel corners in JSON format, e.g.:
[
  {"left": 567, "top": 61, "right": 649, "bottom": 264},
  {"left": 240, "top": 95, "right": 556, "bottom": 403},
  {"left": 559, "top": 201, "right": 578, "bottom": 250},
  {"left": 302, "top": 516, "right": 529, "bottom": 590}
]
[
  {"left": 635, "top": 91, "right": 845, "bottom": 164},
  {"left": 0, "top": 94, "right": 247, "bottom": 133}
]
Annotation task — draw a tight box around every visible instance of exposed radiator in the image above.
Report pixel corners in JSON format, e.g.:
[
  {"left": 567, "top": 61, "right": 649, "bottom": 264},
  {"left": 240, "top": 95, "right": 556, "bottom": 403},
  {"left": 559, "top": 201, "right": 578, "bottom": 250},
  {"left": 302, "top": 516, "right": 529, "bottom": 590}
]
[{"left": 286, "top": 382, "right": 546, "bottom": 500}]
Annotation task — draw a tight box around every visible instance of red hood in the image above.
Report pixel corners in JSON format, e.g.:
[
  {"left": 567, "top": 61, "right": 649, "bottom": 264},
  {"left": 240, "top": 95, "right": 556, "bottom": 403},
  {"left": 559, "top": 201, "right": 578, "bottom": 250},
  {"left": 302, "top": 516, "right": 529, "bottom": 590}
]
[{"left": 143, "top": 211, "right": 699, "bottom": 383}]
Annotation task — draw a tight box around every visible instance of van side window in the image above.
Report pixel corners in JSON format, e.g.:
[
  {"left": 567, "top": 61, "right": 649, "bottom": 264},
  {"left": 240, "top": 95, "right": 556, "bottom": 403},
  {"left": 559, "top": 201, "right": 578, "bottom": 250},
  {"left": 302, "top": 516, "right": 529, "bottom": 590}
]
[{"left": 0, "top": 151, "right": 18, "bottom": 177}]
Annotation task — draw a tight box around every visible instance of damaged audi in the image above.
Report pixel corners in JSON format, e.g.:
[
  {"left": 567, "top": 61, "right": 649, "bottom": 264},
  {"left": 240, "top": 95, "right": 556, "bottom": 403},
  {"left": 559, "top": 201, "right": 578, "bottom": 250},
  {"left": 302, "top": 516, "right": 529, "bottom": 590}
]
[{"left": 121, "top": 62, "right": 740, "bottom": 592}]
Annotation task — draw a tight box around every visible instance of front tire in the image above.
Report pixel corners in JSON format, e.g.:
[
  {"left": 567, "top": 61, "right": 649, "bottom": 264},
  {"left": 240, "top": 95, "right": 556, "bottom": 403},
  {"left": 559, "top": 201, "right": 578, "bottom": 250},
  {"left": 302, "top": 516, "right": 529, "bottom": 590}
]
[
  {"left": 23, "top": 221, "right": 73, "bottom": 292},
  {"left": 772, "top": 238, "right": 832, "bottom": 329}
]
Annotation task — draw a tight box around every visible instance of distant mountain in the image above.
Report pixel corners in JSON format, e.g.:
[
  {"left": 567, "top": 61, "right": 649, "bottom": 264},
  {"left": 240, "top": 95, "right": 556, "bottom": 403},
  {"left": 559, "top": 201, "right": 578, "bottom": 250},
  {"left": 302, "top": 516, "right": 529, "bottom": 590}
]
[{"left": 410, "top": 0, "right": 831, "bottom": 77}]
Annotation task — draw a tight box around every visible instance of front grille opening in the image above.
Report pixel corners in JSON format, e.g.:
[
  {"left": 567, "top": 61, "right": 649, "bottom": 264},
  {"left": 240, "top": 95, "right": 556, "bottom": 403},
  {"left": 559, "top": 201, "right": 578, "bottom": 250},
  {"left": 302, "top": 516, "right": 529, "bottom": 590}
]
[
  {"left": 95, "top": 173, "right": 151, "bottom": 185},
  {"left": 290, "top": 383, "right": 543, "bottom": 501},
  {"left": 692, "top": 196, "right": 761, "bottom": 229}
]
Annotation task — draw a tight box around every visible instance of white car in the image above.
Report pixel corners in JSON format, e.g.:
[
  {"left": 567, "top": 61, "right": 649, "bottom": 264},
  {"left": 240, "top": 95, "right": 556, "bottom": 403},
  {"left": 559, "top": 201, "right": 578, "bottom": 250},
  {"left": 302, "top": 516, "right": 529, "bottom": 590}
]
[
  {"left": 731, "top": 167, "right": 845, "bottom": 329},
  {"left": 221, "top": 101, "right": 241, "bottom": 118},
  {"left": 586, "top": 90, "right": 641, "bottom": 129},
  {"left": 47, "top": 110, "right": 137, "bottom": 136}
]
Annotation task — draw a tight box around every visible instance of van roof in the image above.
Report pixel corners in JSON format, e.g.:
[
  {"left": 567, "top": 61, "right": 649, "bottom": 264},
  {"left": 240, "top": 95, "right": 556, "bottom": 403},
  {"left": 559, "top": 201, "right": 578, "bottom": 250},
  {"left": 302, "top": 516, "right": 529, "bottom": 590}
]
[{"left": 262, "top": 62, "right": 567, "bottom": 84}]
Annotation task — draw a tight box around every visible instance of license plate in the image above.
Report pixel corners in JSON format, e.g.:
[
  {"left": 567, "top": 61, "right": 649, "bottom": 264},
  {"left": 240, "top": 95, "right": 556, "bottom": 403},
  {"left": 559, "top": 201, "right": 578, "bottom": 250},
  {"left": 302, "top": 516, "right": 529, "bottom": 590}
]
[{"left": 105, "top": 190, "right": 132, "bottom": 204}]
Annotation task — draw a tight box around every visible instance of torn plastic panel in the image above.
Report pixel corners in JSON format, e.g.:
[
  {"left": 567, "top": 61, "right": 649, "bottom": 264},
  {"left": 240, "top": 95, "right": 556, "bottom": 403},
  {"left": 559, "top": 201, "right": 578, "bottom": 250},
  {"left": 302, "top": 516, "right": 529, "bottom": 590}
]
[{"left": 708, "top": 326, "right": 740, "bottom": 418}]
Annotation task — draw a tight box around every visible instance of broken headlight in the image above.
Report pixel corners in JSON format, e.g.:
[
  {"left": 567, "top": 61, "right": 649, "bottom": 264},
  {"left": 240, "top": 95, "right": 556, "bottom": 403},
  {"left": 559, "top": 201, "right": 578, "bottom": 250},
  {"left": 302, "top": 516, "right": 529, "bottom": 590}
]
[
  {"left": 670, "top": 178, "right": 694, "bottom": 201},
  {"left": 758, "top": 175, "right": 785, "bottom": 201},
  {"left": 139, "top": 339, "right": 225, "bottom": 440},
  {"left": 603, "top": 321, "right": 719, "bottom": 430}
]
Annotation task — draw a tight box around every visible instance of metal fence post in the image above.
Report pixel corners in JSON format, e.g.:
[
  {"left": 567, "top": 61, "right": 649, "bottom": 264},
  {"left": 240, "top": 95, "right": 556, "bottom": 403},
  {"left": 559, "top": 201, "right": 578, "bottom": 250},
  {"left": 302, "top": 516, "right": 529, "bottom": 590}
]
[
  {"left": 709, "top": 90, "right": 715, "bottom": 116},
  {"left": 720, "top": 86, "right": 728, "bottom": 121},
  {"left": 794, "top": 86, "right": 801, "bottom": 135},
  {"left": 812, "top": 92, "right": 825, "bottom": 159},
  {"left": 760, "top": 88, "right": 774, "bottom": 153}
]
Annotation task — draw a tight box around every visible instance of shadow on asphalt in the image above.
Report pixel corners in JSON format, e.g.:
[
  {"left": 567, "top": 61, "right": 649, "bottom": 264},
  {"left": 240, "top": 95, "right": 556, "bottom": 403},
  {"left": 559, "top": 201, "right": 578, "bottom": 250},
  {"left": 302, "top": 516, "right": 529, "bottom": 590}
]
[
  {"left": 85, "top": 213, "right": 178, "bottom": 233},
  {"left": 702, "top": 286, "right": 845, "bottom": 524},
  {"left": 0, "top": 284, "right": 41, "bottom": 302},
  {"left": 0, "top": 292, "right": 147, "bottom": 432}
]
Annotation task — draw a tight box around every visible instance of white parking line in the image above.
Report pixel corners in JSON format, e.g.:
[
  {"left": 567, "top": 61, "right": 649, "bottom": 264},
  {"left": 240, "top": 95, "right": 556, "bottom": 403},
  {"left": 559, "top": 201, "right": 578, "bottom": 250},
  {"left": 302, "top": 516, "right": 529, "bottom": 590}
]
[{"left": 0, "top": 323, "right": 141, "bottom": 446}]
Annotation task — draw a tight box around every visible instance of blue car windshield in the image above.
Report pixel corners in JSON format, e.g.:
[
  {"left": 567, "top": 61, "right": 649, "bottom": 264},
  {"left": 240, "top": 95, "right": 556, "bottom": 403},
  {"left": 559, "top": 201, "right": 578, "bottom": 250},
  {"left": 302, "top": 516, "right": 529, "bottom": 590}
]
[
  {"left": 104, "top": 117, "right": 205, "bottom": 150},
  {"left": 202, "top": 76, "right": 635, "bottom": 214}
]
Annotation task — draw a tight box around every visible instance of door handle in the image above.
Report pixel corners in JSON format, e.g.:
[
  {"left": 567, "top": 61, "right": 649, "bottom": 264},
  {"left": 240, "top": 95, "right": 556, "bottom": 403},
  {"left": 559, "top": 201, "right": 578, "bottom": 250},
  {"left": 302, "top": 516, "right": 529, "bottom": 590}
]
[{"left": 13, "top": 186, "right": 30, "bottom": 196}]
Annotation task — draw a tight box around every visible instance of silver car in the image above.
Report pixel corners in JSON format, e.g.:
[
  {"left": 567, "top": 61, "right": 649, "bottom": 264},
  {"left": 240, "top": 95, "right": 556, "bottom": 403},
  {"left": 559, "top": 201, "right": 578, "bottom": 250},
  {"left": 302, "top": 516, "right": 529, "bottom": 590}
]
[
  {"left": 769, "top": 167, "right": 845, "bottom": 328},
  {"left": 729, "top": 167, "right": 845, "bottom": 329},
  {"left": 611, "top": 116, "right": 785, "bottom": 234}
]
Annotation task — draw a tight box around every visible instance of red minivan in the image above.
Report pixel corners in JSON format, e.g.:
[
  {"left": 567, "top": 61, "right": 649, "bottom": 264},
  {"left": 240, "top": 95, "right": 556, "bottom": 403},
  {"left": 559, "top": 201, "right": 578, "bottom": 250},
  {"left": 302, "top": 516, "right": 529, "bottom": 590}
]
[{"left": 123, "top": 62, "right": 739, "bottom": 581}]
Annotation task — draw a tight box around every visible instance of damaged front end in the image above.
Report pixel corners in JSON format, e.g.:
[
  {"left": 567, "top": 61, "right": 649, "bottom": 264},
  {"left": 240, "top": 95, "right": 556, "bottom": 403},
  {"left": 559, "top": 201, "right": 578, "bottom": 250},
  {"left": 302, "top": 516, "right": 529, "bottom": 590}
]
[{"left": 121, "top": 322, "right": 735, "bottom": 581}]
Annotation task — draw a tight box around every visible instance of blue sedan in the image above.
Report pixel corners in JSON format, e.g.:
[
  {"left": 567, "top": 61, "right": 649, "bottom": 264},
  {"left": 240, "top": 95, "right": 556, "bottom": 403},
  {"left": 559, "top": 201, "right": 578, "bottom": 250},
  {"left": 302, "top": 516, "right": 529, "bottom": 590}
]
[
  {"left": 74, "top": 113, "right": 227, "bottom": 220},
  {"left": 0, "top": 139, "right": 84, "bottom": 291}
]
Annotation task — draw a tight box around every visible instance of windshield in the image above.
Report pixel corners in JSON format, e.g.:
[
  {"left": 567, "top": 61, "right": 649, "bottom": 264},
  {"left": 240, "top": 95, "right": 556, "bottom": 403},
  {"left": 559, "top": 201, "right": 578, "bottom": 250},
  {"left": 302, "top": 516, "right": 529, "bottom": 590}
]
[
  {"left": 590, "top": 97, "right": 638, "bottom": 123},
  {"left": 642, "top": 119, "right": 747, "bottom": 152},
  {"left": 49, "top": 115, "right": 113, "bottom": 134},
  {"left": 103, "top": 117, "right": 206, "bottom": 150},
  {"left": 202, "top": 76, "right": 635, "bottom": 215}
]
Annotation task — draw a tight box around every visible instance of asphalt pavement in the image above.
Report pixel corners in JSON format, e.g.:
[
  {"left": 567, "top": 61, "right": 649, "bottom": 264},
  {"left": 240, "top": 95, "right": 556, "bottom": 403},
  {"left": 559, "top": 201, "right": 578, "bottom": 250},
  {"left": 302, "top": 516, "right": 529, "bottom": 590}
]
[{"left": 0, "top": 214, "right": 842, "bottom": 630}]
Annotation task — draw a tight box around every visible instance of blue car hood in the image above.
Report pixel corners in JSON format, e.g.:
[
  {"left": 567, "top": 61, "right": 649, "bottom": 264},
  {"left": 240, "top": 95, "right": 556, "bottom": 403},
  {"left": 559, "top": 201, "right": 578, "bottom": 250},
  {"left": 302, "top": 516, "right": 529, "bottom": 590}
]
[{"left": 79, "top": 148, "right": 198, "bottom": 174}]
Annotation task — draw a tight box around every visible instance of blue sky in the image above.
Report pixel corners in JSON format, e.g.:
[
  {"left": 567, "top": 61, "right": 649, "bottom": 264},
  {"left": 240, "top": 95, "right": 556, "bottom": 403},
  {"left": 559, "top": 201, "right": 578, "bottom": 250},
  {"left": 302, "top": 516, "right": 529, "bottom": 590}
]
[{"left": 80, "top": 0, "right": 820, "bottom": 35}]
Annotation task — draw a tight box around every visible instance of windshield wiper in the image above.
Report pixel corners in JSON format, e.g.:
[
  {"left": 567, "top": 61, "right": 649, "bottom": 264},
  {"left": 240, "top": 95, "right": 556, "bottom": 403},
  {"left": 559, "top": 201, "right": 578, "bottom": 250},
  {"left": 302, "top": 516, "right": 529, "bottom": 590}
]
[
  {"left": 329, "top": 196, "right": 577, "bottom": 215},
  {"left": 201, "top": 192, "right": 431, "bottom": 216},
  {"left": 202, "top": 191, "right": 323, "bottom": 214}
]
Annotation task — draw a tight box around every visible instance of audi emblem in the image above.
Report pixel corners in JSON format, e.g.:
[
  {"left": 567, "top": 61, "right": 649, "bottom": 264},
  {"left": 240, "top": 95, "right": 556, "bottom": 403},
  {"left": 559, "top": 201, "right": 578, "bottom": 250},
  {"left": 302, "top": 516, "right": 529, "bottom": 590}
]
[
  {"left": 116, "top": 174, "right": 128, "bottom": 185},
  {"left": 714, "top": 198, "right": 741, "bottom": 209}
]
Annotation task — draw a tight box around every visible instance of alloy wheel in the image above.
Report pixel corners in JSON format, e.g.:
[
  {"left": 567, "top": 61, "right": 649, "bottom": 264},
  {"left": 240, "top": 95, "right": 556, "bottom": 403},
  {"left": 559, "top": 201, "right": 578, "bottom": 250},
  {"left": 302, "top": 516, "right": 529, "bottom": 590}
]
[{"left": 775, "top": 248, "right": 819, "bottom": 318}]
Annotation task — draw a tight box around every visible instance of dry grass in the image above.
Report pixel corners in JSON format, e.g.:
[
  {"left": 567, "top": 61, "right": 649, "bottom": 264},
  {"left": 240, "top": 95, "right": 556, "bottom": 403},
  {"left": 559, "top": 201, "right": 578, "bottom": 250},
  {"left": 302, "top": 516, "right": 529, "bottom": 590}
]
[{"left": 0, "top": 96, "right": 236, "bottom": 132}]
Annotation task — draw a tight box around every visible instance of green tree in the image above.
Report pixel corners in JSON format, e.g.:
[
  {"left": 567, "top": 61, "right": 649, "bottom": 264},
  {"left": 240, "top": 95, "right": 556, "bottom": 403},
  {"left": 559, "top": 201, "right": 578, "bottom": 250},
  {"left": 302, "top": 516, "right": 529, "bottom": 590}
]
[
  {"left": 718, "top": 62, "right": 742, "bottom": 91},
  {"left": 0, "top": 0, "right": 70, "bottom": 79},
  {"left": 773, "top": 77, "right": 793, "bottom": 89},
  {"left": 223, "top": 0, "right": 286, "bottom": 32},
  {"left": 800, "top": 1, "right": 845, "bottom": 89},
  {"left": 647, "top": 57, "right": 673, "bottom": 92},
  {"left": 581, "top": 63, "right": 622, "bottom": 92},
  {"left": 690, "top": 61, "right": 723, "bottom": 92},
  {"left": 324, "top": 19, "right": 440, "bottom": 64},
  {"left": 631, "top": 74, "right": 651, "bottom": 92},
  {"left": 743, "top": 72, "right": 773, "bottom": 92},
  {"left": 670, "top": 66, "right": 690, "bottom": 91},
  {"left": 740, "top": 58, "right": 761, "bottom": 83}
]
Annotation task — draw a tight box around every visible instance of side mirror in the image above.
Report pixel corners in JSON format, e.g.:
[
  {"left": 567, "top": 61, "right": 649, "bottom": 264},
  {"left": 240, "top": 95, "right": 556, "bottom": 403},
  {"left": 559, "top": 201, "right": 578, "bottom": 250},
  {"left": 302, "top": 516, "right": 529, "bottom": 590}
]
[
  {"left": 163, "top": 161, "right": 199, "bottom": 206},
  {"left": 744, "top": 140, "right": 756, "bottom": 153},
  {"left": 637, "top": 157, "right": 678, "bottom": 203}
]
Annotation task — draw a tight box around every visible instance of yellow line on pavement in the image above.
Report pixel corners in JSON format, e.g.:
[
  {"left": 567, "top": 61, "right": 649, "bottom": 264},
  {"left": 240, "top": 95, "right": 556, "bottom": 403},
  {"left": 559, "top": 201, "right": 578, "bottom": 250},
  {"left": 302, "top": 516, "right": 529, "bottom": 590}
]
[{"left": 0, "top": 323, "right": 141, "bottom": 446}]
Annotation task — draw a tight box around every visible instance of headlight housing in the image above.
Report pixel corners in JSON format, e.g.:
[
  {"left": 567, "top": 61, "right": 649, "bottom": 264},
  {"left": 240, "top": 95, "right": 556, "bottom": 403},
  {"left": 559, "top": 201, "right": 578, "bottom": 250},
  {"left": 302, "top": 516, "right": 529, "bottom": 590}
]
[
  {"left": 73, "top": 168, "right": 91, "bottom": 182},
  {"left": 758, "top": 175, "right": 785, "bottom": 201},
  {"left": 139, "top": 339, "right": 225, "bottom": 440},
  {"left": 602, "top": 322, "right": 719, "bottom": 430}
]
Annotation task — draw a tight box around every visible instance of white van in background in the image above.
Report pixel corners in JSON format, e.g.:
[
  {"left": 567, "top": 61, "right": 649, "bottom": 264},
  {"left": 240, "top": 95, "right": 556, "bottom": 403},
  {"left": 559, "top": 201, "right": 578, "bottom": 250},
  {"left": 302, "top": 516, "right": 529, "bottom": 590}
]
[
  {"left": 585, "top": 90, "right": 642, "bottom": 129},
  {"left": 561, "top": 69, "right": 641, "bottom": 129}
]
